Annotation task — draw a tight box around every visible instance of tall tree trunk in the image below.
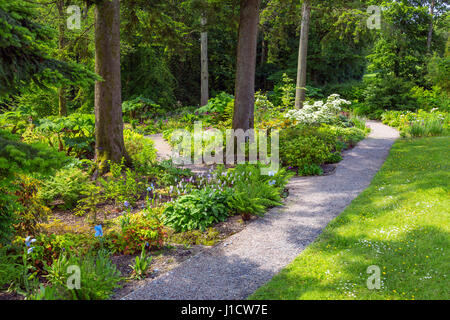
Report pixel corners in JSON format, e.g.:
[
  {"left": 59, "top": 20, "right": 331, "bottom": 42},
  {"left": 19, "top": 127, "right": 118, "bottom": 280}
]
[
  {"left": 232, "top": 0, "right": 261, "bottom": 131},
  {"left": 427, "top": 0, "right": 435, "bottom": 53},
  {"left": 57, "top": 0, "right": 67, "bottom": 117},
  {"left": 294, "top": 0, "right": 311, "bottom": 109},
  {"left": 260, "top": 28, "right": 266, "bottom": 66},
  {"left": 94, "top": 0, "right": 129, "bottom": 175},
  {"left": 200, "top": 15, "right": 209, "bottom": 106}
]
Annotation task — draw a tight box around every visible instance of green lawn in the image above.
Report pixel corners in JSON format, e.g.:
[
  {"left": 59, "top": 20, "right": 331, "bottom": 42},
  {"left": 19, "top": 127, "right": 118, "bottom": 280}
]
[{"left": 251, "top": 137, "right": 450, "bottom": 300}]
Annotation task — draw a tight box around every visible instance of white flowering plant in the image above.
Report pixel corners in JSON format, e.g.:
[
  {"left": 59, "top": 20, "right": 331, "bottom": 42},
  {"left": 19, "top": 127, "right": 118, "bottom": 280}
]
[{"left": 284, "top": 94, "right": 351, "bottom": 125}]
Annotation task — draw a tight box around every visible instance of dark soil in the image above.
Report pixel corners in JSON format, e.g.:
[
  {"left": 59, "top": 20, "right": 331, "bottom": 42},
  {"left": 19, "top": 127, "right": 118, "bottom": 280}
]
[
  {"left": 321, "top": 164, "right": 337, "bottom": 176},
  {"left": 0, "top": 291, "right": 24, "bottom": 300}
]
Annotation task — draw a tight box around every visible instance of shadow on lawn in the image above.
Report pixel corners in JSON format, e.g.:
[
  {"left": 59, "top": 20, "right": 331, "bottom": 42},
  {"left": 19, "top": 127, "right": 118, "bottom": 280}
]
[{"left": 258, "top": 138, "right": 450, "bottom": 299}]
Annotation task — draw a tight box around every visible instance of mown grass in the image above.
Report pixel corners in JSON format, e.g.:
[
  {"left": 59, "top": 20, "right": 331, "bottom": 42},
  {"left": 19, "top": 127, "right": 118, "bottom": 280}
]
[{"left": 250, "top": 137, "right": 450, "bottom": 300}]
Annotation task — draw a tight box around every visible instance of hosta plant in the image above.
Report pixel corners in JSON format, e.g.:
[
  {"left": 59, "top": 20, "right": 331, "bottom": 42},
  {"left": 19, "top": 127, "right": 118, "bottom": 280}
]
[{"left": 163, "top": 187, "right": 233, "bottom": 232}]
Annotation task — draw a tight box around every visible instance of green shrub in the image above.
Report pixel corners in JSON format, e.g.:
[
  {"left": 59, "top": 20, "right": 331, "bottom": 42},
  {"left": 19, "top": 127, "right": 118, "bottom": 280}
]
[
  {"left": 0, "top": 129, "right": 70, "bottom": 179},
  {"left": 297, "top": 164, "right": 323, "bottom": 176},
  {"left": 146, "top": 159, "right": 192, "bottom": 187},
  {"left": 280, "top": 131, "right": 332, "bottom": 169},
  {"left": 123, "top": 129, "right": 157, "bottom": 170},
  {"left": 410, "top": 85, "right": 448, "bottom": 111},
  {"left": 163, "top": 187, "right": 232, "bottom": 232},
  {"left": 363, "top": 76, "right": 419, "bottom": 116},
  {"left": 268, "top": 73, "right": 295, "bottom": 108},
  {"left": 229, "top": 177, "right": 283, "bottom": 219},
  {"left": 427, "top": 54, "right": 450, "bottom": 93},
  {"left": 197, "top": 92, "right": 234, "bottom": 114},
  {"left": 0, "top": 247, "right": 22, "bottom": 289},
  {"left": 324, "top": 126, "right": 367, "bottom": 148},
  {"left": 37, "top": 249, "right": 122, "bottom": 300},
  {"left": 122, "top": 96, "right": 163, "bottom": 122},
  {"left": 351, "top": 102, "right": 384, "bottom": 119},
  {"left": 0, "top": 128, "right": 69, "bottom": 242},
  {"left": 322, "top": 80, "right": 367, "bottom": 102},
  {"left": 280, "top": 125, "right": 367, "bottom": 172},
  {"left": 0, "top": 107, "right": 33, "bottom": 135},
  {"left": 74, "top": 183, "right": 104, "bottom": 223},
  {"left": 0, "top": 186, "right": 20, "bottom": 244},
  {"left": 218, "top": 165, "right": 289, "bottom": 219},
  {"left": 28, "top": 232, "right": 99, "bottom": 268},
  {"left": 32, "top": 114, "right": 95, "bottom": 158},
  {"left": 99, "top": 159, "right": 143, "bottom": 207},
  {"left": 217, "top": 164, "right": 293, "bottom": 191},
  {"left": 349, "top": 116, "right": 368, "bottom": 131},
  {"left": 13, "top": 175, "right": 51, "bottom": 237},
  {"left": 38, "top": 167, "right": 89, "bottom": 208},
  {"left": 109, "top": 209, "right": 166, "bottom": 254}
]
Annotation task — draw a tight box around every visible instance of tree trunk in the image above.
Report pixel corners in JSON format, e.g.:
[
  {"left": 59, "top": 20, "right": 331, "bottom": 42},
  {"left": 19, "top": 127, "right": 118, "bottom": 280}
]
[
  {"left": 200, "top": 15, "right": 209, "bottom": 106},
  {"left": 427, "top": 0, "right": 435, "bottom": 53},
  {"left": 94, "top": 0, "right": 129, "bottom": 175},
  {"left": 57, "top": 0, "right": 67, "bottom": 117},
  {"left": 232, "top": 0, "right": 261, "bottom": 131},
  {"left": 260, "top": 28, "right": 266, "bottom": 66},
  {"left": 294, "top": 0, "right": 311, "bottom": 109}
]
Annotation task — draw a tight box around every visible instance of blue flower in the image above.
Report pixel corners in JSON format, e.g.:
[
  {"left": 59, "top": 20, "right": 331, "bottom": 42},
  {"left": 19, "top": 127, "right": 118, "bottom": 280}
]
[
  {"left": 268, "top": 171, "right": 275, "bottom": 177},
  {"left": 269, "top": 180, "right": 276, "bottom": 186},
  {"left": 147, "top": 186, "right": 152, "bottom": 192},
  {"left": 94, "top": 225, "right": 103, "bottom": 237},
  {"left": 25, "top": 236, "right": 36, "bottom": 247},
  {"left": 27, "top": 247, "right": 34, "bottom": 254},
  {"left": 124, "top": 201, "right": 130, "bottom": 208}
]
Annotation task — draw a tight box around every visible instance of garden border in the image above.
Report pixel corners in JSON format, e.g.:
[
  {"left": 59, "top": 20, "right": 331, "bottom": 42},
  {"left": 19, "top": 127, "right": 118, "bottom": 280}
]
[{"left": 123, "top": 121, "right": 399, "bottom": 300}]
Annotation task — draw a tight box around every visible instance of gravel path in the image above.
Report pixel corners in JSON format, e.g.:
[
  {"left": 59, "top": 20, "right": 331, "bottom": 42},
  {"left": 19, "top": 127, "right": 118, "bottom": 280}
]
[
  {"left": 126, "top": 121, "right": 399, "bottom": 300},
  {"left": 147, "top": 134, "right": 173, "bottom": 161},
  {"left": 147, "top": 133, "right": 209, "bottom": 174}
]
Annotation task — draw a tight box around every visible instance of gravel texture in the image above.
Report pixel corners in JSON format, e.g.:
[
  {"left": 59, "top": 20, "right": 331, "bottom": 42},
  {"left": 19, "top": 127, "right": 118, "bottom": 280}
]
[{"left": 126, "top": 121, "right": 399, "bottom": 300}]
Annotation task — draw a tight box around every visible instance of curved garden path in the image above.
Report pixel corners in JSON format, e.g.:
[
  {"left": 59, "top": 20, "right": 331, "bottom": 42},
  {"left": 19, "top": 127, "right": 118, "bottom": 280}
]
[
  {"left": 147, "top": 133, "right": 209, "bottom": 174},
  {"left": 125, "top": 121, "right": 399, "bottom": 300}
]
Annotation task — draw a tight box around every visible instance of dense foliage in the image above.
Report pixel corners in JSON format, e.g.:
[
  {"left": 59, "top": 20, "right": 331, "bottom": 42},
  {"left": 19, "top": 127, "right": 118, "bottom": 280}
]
[{"left": 0, "top": 0, "right": 448, "bottom": 301}]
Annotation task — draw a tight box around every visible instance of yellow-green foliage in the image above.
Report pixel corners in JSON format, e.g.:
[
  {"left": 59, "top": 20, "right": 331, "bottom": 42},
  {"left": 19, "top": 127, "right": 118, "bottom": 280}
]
[
  {"left": 13, "top": 175, "right": 51, "bottom": 237},
  {"left": 38, "top": 167, "right": 89, "bottom": 208},
  {"left": 124, "top": 129, "right": 157, "bottom": 170}
]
